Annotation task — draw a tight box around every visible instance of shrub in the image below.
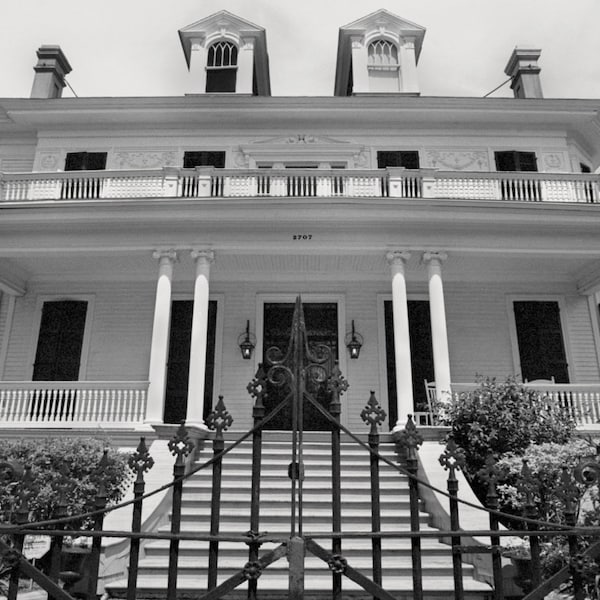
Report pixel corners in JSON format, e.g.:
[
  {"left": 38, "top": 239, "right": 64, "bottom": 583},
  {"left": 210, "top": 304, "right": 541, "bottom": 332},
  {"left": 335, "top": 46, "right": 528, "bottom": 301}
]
[
  {"left": 444, "top": 376, "right": 575, "bottom": 479},
  {"left": 0, "top": 437, "right": 131, "bottom": 528}
]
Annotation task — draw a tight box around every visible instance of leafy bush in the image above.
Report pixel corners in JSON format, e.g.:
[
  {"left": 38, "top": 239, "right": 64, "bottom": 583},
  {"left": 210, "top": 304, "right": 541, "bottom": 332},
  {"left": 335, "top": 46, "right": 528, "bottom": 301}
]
[
  {"left": 444, "top": 376, "right": 575, "bottom": 478},
  {"left": 495, "top": 438, "right": 597, "bottom": 523},
  {"left": 0, "top": 437, "right": 131, "bottom": 528}
]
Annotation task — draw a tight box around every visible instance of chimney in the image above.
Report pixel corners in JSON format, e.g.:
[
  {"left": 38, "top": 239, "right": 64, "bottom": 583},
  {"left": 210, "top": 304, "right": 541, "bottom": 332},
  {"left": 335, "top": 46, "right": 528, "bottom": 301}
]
[
  {"left": 504, "top": 46, "right": 543, "bottom": 99},
  {"left": 30, "top": 45, "right": 72, "bottom": 99}
]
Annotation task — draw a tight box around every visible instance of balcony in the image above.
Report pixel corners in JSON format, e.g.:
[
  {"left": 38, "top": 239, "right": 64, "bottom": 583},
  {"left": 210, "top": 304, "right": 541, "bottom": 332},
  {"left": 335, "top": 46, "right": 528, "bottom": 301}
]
[
  {"left": 0, "top": 167, "right": 598, "bottom": 204},
  {"left": 0, "top": 381, "right": 148, "bottom": 427}
]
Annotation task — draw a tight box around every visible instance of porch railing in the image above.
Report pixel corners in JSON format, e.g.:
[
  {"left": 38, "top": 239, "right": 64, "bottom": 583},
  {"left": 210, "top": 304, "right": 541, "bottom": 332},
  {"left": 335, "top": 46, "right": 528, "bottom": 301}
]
[
  {"left": 449, "top": 382, "right": 600, "bottom": 427},
  {"left": 0, "top": 381, "right": 148, "bottom": 426},
  {"left": 1, "top": 167, "right": 598, "bottom": 204}
]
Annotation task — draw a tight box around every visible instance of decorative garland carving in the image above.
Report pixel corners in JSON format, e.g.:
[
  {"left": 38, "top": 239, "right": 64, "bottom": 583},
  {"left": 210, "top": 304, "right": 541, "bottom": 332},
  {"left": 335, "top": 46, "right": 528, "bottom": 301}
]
[{"left": 426, "top": 150, "right": 489, "bottom": 171}]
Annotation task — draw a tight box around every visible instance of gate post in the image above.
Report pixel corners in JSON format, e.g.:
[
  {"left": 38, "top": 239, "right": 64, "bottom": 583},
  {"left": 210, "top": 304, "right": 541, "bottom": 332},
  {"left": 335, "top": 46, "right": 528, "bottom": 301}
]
[
  {"left": 288, "top": 536, "right": 305, "bottom": 600},
  {"left": 88, "top": 452, "right": 109, "bottom": 600},
  {"left": 8, "top": 469, "right": 30, "bottom": 600}
]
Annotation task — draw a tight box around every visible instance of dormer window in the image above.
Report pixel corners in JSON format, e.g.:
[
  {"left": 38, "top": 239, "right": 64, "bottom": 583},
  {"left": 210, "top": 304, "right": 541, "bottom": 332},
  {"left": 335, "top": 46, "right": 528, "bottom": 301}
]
[
  {"left": 368, "top": 40, "right": 399, "bottom": 70},
  {"left": 206, "top": 41, "right": 238, "bottom": 92}
]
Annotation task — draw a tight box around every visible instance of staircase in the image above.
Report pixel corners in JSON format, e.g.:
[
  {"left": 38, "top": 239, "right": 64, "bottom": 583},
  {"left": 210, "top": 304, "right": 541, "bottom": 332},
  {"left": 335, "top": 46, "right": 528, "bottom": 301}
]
[{"left": 106, "top": 433, "right": 492, "bottom": 599}]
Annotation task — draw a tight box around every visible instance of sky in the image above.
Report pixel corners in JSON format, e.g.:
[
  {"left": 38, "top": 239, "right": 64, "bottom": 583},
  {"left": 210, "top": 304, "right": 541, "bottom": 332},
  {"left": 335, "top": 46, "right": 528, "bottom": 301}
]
[{"left": 0, "top": 0, "right": 599, "bottom": 99}]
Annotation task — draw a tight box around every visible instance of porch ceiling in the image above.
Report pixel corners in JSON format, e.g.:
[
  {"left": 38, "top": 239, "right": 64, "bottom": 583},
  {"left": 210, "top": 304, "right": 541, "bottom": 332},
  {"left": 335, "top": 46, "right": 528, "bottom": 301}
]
[{"left": 1, "top": 249, "right": 599, "bottom": 288}]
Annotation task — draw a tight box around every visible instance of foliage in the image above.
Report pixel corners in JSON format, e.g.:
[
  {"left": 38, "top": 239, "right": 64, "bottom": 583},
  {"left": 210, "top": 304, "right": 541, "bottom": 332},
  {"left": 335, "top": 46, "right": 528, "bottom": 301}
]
[
  {"left": 495, "top": 438, "right": 598, "bottom": 523},
  {"left": 443, "top": 376, "right": 575, "bottom": 478},
  {"left": 0, "top": 437, "right": 131, "bottom": 529}
]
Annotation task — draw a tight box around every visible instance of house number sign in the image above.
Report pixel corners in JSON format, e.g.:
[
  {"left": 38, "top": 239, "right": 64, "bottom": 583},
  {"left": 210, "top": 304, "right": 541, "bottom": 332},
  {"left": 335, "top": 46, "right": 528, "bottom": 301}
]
[{"left": 292, "top": 234, "right": 313, "bottom": 240}]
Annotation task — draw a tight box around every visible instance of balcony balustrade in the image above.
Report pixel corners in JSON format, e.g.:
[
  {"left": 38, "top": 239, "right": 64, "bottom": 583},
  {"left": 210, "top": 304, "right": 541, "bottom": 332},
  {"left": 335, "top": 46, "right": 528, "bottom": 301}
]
[
  {"left": 0, "top": 167, "right": 598, "bottom": 204},
  {"left": 0, "top": 381, "right": 148, "bottom": 427}
]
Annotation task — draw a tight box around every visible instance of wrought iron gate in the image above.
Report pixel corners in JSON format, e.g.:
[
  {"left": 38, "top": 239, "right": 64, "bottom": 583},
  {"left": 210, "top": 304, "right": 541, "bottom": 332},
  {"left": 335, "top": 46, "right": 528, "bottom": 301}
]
[{"left": 1, "top": 296, "right": 599, "bottom": 600}]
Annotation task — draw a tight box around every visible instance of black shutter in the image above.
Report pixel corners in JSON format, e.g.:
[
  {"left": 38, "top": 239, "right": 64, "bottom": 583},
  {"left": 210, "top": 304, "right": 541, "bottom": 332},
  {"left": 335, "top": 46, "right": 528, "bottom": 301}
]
[
  {"left": 183, "top": 151, "right": 226, "bottom": 169},
  {"left": 377, "top": 151, "right": 420, "bottom": 169},
  {"left": 513, "top": 301, "right": 569, "bottom": 383},
  {"left": 33, "top": 301, "right": 88, "bottom": 381},
  {"left": 64, "top": 152, "right": 107, "bottom": 171},
  {"left": 495, "top": 151, "right": 537, "bottom": 172}
]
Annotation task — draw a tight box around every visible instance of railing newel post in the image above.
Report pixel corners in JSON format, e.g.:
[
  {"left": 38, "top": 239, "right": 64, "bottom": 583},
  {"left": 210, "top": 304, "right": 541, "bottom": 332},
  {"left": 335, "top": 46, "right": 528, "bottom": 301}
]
[
  {"left": 361, "top": 391, "right": 387, "bottom": 594},
  {"left": 7, "top": 467, "right": 31, "bottom": 600},
  {"left": 394, "top": 413, "right": 424, "bottom": 600},
  {"left": 166, "top": 422, "right": 195, "bottom": 600},
  {"left": 439, "top": 437, "right": 466, "bottom": 600},
  {"left": 126, "top": 437, "right": 154, "bottom": 600},
  {"left": 246, "top": 365, "right": 267, "bottom": 600},
  {"left": 205, "top": 396, "right": 234, "bottom": 592}
]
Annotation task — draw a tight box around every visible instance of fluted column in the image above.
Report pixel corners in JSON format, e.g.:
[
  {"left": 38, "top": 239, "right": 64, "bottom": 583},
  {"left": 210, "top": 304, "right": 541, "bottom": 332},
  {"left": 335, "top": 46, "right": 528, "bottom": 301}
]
[
  {"left": 423, "top": 252, "right": 452, "bottom": 403},
  {"left": 145, "top": 249, "right": 177, "bottom": 424},
  {"left": 386, "top": 251, "right": 413, "bottom": 429},
  {"left": 186, "top": 249, "right": 215, "bottom": 428}
]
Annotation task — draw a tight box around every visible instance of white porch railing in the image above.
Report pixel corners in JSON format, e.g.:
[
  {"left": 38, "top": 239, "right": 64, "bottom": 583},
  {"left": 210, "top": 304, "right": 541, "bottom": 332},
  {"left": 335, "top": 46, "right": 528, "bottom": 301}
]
[
  {"left": 0, "top": 381, "right": 148, "bottom": 426},
  {"left": 449, "top": 382, "right": 600, "bottom": 428},
  {"left": 1, "top": 167, "right": 598, "bottom": 204}
]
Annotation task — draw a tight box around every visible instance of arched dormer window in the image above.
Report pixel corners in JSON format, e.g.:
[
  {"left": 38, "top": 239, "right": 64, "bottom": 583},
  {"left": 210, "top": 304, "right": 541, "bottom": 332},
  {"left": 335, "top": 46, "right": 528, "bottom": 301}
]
[
  {"left": 206, "top": 41, "right": 238, "bottom": 92},
  {"left": 367, "top": 39, "right": 399, "bottom": 69}
]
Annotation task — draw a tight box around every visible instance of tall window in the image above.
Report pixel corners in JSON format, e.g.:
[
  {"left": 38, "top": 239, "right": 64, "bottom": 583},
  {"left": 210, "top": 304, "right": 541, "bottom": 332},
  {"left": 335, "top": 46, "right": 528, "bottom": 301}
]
[
  {"left": 494, "top": 151, "right": 537, "bottom": 172},
  {"left": 377, "top": 151, "right": 420, "bottom": 169},
  {"left": 206, "top": 41, "right": 238, "bottom": 93},
  {"left": 368, "top": 40, "right": 399, "bottom": 69}
]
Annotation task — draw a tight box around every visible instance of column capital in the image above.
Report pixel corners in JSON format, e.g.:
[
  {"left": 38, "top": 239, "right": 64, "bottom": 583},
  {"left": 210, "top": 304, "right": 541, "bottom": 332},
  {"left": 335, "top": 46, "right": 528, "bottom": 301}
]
[
  {"left": 422, "top": 251, "right": 448, "bottom": 267},
  {"left": 190, "top": 249, "right": 215, "bottom": 264},
  {"left": 386, "top": 251, "right": 411, "bottom": 267},
  {"left": 152, "top": 248, "right": 178, "bottom": 263}
]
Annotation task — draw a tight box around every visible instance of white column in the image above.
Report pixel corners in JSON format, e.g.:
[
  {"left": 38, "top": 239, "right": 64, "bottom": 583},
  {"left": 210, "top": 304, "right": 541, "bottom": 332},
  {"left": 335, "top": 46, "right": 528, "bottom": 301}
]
[
  {"left": 186, "top": 249, "right": 215, "bottom": 427},
  {"left": 350, "top": 35, "right": 369, "bottom": 94},
  {"left": 399, "top": 37, "right": 419, "bottom": 94},
  {"left": 237, "top": 37, "right": 255, "bottom": 94},
  {"left": 188, "top": 38, "right": 208, "bottom": 94},
  {"left": 145, "top": 249, "right": 177, "bottom": 424},
  {"left": 423, "top": 252, "right": 452, "bottom": 403},
  {"left": 386, "top": 251, "right": 413, "bottom": 429}
]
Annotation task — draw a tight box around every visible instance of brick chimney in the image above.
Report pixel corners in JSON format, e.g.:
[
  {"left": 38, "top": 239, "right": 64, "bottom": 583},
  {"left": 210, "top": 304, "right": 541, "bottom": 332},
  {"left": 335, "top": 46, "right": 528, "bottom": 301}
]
[
  {"left": 504, "top": 46, "right": 543, "bottom": 99},
  {"left": 30, "top": 45, "right": 72, "bottom": 99}
]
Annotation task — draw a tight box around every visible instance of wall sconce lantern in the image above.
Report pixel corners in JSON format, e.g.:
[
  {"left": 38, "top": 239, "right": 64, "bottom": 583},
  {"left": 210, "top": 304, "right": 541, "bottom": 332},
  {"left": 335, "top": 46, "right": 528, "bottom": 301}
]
[
  {"left": 238, "top": 320, "right": 256, "bottom": 360},
  {"left": 345, "top": 320, "right": 364, "bottom": 359}
]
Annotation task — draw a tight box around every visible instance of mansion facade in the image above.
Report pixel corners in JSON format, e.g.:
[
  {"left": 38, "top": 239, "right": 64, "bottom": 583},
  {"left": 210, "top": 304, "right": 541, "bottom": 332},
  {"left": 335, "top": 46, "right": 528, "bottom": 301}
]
[{"left": 1, "top": 9, "right": 600, "bottom": 439}]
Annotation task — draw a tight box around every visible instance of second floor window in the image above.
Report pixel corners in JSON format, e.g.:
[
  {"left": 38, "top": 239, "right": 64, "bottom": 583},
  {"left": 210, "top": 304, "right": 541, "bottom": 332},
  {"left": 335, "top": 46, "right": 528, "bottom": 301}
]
[
  {"left": 64, "top": 152, "right": 107, "bottom": 171},
  {"left": 368, "top": 40, "right": 399, "bottom": 69},
  {"left": 377, "top": 151, "right": 420, "bottom": 169},
  {"left": 206, "top": 41, "right": 238, "bottom": 93},
  {"left": 183, "top": 151, "right": 226, "bottom": 169}
]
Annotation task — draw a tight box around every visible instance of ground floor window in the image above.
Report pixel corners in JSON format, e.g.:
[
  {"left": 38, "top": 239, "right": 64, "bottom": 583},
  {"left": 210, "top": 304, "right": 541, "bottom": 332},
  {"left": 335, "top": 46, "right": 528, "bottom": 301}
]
[
  {"left": 164, "top": 300, "right": 218, "bottom": 424},
  {"left": 384, "top": 300, "right": 434, "bottom": 428}
]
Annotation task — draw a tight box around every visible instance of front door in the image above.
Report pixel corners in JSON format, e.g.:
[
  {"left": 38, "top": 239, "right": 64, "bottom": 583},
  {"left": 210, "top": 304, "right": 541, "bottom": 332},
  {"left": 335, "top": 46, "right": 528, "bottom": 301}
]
[{"left": 262, "top": 302, "right": 338, "bottom": 430}]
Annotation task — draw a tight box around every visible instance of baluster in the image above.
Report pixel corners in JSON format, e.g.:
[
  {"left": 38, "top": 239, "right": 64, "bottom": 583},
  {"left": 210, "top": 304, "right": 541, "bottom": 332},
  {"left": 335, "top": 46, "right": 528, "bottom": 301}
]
[
  {"left": 479, "top": 456, "right": 505, "bottom": 600},
  {"left": 0, "top": 390, "right": 5, "bottom": 420},
  {"left": 361, "top": 392, "right": 387, "bottom": 590},
  {"left": 29, "top": 389, "right": 39, "bottom": 422},
  {"left": 246, "top": 365, "right": 267, "bottom": 599},
  {"left": 127, "top": 438, "right": 154, "bottom": 600},
  {"left": 439, "top": 438, "right": 466, "bottom": 600},
  {"left": 7, "top": 467, "right": 31, "bottom": 600},
  {"left": 49, "top": 475, "right": 69, "bottom": 600},
  {"left": 167, "top": 423, "right": 195, "bottom": 600},
  {"left": 517, "top": 459, "right": 541, "bottom": 592},
  {"left": 556, "top": 467, "right": 585, "bottom": 600},
  {"left": 327, "top": 362, "right": 348, "bottom": 600},
  {"left": 396, "top": 413, "right": 426, "bottom": 600},
  {"left": 204, "top": 397, "right": 234, "bottom": 591},
  {"left": 87, "top": 451, "right": 109, "bottom": 600}
]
